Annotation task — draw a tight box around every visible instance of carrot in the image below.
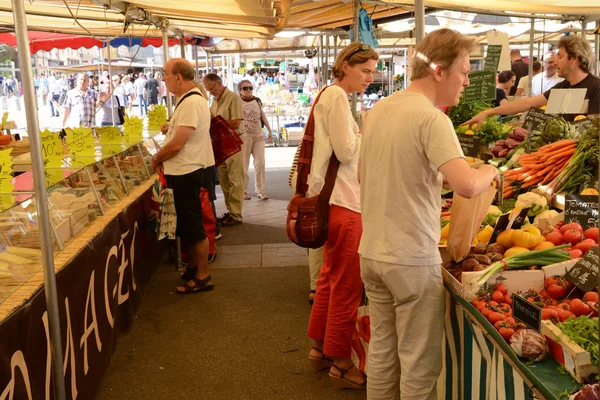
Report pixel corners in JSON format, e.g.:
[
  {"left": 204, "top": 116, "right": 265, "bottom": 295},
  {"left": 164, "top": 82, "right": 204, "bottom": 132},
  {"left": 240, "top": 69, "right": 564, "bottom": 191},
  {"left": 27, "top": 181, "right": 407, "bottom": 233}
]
[
  {"left": 521, "top": 176, "right": 543, "bottom": 188},
  {"left": 440, "top": 211, "right": 451, "bottom": 217},
  {"left": 540, "top": 139, "right": 578, "bottom": 152},
  {"left": 547, "top": 148, "right": 576, "bottom": 163},
  {"left": 440, "top": 215, "right": 451, "bottom": 221},
  {"left": 533, "top": 165, "right": 553, "bottom": 178},
  {"left": 503, "top": 189, "right": 515, "bottom": 199}
]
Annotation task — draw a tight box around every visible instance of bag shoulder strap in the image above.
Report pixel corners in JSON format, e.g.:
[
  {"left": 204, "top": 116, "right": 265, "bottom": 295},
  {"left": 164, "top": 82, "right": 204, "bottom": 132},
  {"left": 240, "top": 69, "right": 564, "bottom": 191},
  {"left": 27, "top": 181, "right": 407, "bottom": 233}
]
[{"left": 174, "top": 90, "right": 202, "bottom": 113}]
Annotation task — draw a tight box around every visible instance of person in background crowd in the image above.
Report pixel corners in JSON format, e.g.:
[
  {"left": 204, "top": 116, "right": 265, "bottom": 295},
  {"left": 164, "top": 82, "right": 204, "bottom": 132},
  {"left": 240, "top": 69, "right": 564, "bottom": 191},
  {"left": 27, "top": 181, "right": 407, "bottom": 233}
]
[
  {"left": 90, "top": 75, "right": 99, "bottom": 92},
  {"left": 151, "top": 58, "right": 215, "bottom": 294},
  {"left": 134, "top": 73, "right": 148, "bottom": 115},
  {"left": 202, "top": 73, "right": 245, "bottom": 227},
  {"left": 48, "top": 73, "right": 61, "bottom": 117},
  {"left": 68, "top": 74, "right": 75, "bottom": 90},
  {"left": 96, "top": 82, "right": 120, "bottom": 126},
  {"left": 514, "top": 61, "right": 542, "bottom": 97},
  {"left": 122, "top": 75, "right": 134, "bottom": 114},
  {"left": 466, "top": 35, "right": 600, "bottom": 127},
  {"left": 238, "top": 79, "right": 272, "bottom": 201},
  {"left": 4, "top": 76, "right": 14, "bottom": 96},
  {"left": 112, "top": 75, "right": 126, "bottom": 110},
  {"left": 38, "top": 73, "right": 49, "bottom": 105},
  {"left": 59, "top": 74, "right": 69, "bottom": 94},
  {"left": 160, "top": 79, "right": 168, "bottom": 106},
  {"left": 62, "top": 73, "right": 98, "bottom": 129},
  {"left": 307, "top": 42, "right": 379, "bottom": 391},
  {"left": 34, "top": 74, "right": 40, "bottom": 94},
  {"left": 145, "top": 72, "right": 161, "bottom": 109},
  {"left": 531, "top": 52, "right": 564, "bottom": 96},
  {"left": 254, "top": 71, "right": 264, "bottom": 89},
  {"left": 360, "top": 29, "right": 500, "bottom": 400},
  {"left": 495, "top": 70, "right": 516, "bottom": 107},
  {"left": 509, "top": 49, "right": 529, "bottom": 96}
]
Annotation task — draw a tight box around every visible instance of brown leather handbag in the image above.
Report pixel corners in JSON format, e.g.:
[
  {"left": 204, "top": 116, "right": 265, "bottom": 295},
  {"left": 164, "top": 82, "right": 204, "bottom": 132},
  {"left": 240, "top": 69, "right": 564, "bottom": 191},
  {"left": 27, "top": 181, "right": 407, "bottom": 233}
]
[{"left": 286, "top": 87, "right": 339, "bottom": 249}]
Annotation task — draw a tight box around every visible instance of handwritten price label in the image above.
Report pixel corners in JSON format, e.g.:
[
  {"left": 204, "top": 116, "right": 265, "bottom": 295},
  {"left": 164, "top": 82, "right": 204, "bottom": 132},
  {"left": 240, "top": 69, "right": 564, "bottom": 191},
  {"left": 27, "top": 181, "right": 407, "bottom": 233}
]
[
  {"left": 0, "top": 194, "right": 15, "bottom": 211},
  {"left": 0, "top": 148, "right": 13, "bottom": 193},
  {"left": 147, "top": 105, "right": 167, "bottom": 131},
  {"left": 67, "top": 127, "right": 95, "bottom": 158},
  {"left": 40, "top": 129, "right": 63, "bottom": 169},
  {"left": 44, "top": 169, "right": 65, "bottom": 188},
  {"left": 97, "top": 126, "right": 123, "bottom": 146},
  {"left": 123, "top": 116, "right": 144, "bottom": 146}
]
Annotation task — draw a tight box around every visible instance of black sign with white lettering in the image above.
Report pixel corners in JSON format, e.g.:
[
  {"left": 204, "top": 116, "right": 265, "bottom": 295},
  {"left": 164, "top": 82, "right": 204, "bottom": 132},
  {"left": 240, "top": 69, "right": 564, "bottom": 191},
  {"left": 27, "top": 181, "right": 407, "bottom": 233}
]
[
  {"left": 489, "top": 207, "right": 531, "bottom": 245},
  {"left": 564, "top": 194, "right": 599, "bottom": 230},
  {"left": 512, "top": 294, "right": 542, "bottom": 332},
  {"left": 457, "top": 133, "right": 481, "bottom": 158},
  {"left": 522, "top": 108, "right": 553, "bottom": 132},
  {"left": 565, "top": 246, "right": 600, "bottom": 292},
  {"left": 484, "top": 45, "right": 502, "bottom": 72}
]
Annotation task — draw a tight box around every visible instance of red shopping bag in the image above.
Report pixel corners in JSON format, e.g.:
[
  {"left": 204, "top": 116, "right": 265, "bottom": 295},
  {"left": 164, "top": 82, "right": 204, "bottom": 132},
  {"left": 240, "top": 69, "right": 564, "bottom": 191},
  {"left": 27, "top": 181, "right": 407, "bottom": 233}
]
[
  {"left": 200, "top": 188, "right": 216, "bottom": 256},
  {"left": 351, "top": 304, "right": 370, "bottom": 374},
  {"left": 210, "top": 115, "right": 243, "bottom": 166}
]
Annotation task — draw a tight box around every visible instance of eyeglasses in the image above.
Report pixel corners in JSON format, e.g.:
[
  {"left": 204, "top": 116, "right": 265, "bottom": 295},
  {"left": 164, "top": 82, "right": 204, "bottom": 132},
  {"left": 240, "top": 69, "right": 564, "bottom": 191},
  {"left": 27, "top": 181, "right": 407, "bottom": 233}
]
[
  {"left": 344, "top": 43, "right": 371, "bottom": 61},
  {"left": 241, "top": 86, "right": 253, "bottom": 91}
]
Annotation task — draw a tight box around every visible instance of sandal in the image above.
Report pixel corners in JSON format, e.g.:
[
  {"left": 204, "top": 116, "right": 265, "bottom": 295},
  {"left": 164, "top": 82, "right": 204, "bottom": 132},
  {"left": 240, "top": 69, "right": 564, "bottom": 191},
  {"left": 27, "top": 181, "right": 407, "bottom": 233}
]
[
  {"left": 257, "top": 193, "right": 270, "bottom": 200},
  {"left": 180, "top": 266, "right": 197, "bottom": 281},
  {"left": 329, "top": 363, "right": 366, "bottom": 390},
  {"left": 309, "top": 347, "right": 333, "bottom": 371},
  {"left": 176, "top": 275, "right": 214, "bottom": 294},
  {"left": 244, "top": 193, "right": 251, "bottom": 200}
]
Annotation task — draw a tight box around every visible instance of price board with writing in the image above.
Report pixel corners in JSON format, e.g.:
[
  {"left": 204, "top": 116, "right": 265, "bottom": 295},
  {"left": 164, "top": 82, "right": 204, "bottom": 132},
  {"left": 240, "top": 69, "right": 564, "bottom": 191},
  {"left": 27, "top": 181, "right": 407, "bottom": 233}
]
[
  {"left": 521, "top": 108, "right": 553, "bottom": 132},
  {"left": 565, "top": 246, "right": 600, "bottom": 292},
  {"left": 0, "top": 148, "right": 13, "bottom": 193},
  {"left": 564, "top": 194, "right": 599, "bottom": 230},
  {"left": 67, "top": 127, "right": 95, "bottom": 158},
  {"left": 456, "top": 133, "right": 481, "bottom": 158},
  {"left": 483, "top": 45, "right": 502, "bottom": 72},
  {"left": 489, "top": 207, "right": 530, "bottom": 245},
  {"left": 96, "top": 126, "right": 122, "bottom": 146},
  {"left": 0, "top": 194, "right": 15, "bottom": 212},
  {"left": 40, "top": 129, "right": 64, "bottom": 168},
  {"left": 512, "top": 294, "right": 542, "bottom": 332},
  {"left": 44, "top": 169, "right": 65, "bottom": 188},
  {"left": 124, "top": 116, "right": 144, "bottom": 146},
  {"left": 463, "top": 71, "right": 496, "bottom": 104},
  {"left": 147, "top": 105, "right": 167, "bottom": 131}
]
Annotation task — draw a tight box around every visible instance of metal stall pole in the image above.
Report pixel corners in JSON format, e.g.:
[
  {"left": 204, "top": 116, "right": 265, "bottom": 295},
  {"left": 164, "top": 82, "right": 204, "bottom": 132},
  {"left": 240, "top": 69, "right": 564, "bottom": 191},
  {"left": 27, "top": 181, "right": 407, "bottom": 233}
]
[
  {"left": 334, "top": 35, "right": 338, "bottom": 63},
  {"left": 205, "top": 51, "right": 210, "bottom": 74},
  {"left": 595, "top": 21, "right": 600, "bottom": 76},
  {"left": 318, "top": 35, "right": 324, "bottom": 89},
  {"left": 162, "top": 28, "right": 173, "bottom": 118},
  {"left": 350, "top": 0, "right": 359, "bottom": 120},
  {"left": 107, "top": 43, "right": 117, "bottom": 126},
  {"left": 528, "top": 17, "right": 535, "bottom": 97},
  {"left": 194, "top": 46, "right": 199, "bottom": 81},
  {"left": 581, "top": 18, "right": 587, "bottom": 37},
  {"left": 180, "top": 37, "right": 186, "bottom": 59},
  {"left": 415, "top": 0, "right": 425, "bottom": 45},
  {"left": 11, "top": 1, "right": 66, "bottom": 399},
  {"left": 326, "top": 34, "right": 331, "bottom": 85}
]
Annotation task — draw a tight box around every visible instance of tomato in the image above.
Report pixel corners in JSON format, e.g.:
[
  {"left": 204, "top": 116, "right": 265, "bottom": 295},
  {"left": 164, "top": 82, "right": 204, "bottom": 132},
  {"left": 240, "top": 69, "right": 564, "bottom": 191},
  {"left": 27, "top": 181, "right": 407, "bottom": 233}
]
[
  {"left": 545, "top": 231, "right": 565, "bottom": 246},
  {"left": 477, "top": 301, "right": 487, "bottom": 311},
  {"left": 542, "top": 308, "right": 558, "bottom": 322},
  {"left": 491, "top": 290, "right": 505, "bottom": 303},
  {"left": 545, "top": 298, "right": 560, "bottom": 306},
  {"left": 569, "top": 299, "right": 591, "bottom": 317},
  {"left": 574, "top": 239, "right": 596, "bottom": 254},
  {"left": 564, "top": 229, "right": 583, "bottom": 245},
  {"left": 495, "top": 283, "right": 508, "bottom": 296},
  {"left": 561, "top": 222, "right": 583, "bottom": 234},
  {"left": 481, "top": 307, "right": 493, "bottom": 317},
  {"left": 558, "top": 310, "right": 574, "bottom": 322},
  {"left": 499, "top": 327, "right": 515, "bottom": 341},
  {"left": 583, "top": 292, "right": 599, "bottom": 303},
  {"left": 488, "top": 312, "right": 505, "bottom": 324},
  {"left": 505, "top": 317, "right": 516, "bottom": 326},
  {"left": 584, "top": 227, "right": 599, "bottom": 242},
  {"left": 539, "top": 289, "right": 548, "bottom": 299},
  {"left": 504, "top": 294, "right": 513, "bottom": 306},
  {"left": 547, "top": 284, "right": 567, "bottom": 300},
  {"left": 569, "top": 249, "right": 584, "bottom": 259},
  {"left": 587, "top": 301, "right": 598, "bottom": 317},
  {"left": 545, "top": 276, "right": 562, "bottom": 289}
]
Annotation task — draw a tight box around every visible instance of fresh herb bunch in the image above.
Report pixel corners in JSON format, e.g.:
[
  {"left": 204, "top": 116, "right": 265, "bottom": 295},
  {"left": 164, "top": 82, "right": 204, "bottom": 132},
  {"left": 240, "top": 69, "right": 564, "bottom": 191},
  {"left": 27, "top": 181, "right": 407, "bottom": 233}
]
[
  {"left": 556, "top": 316, "right": 599, "bottom": 366},
  {"left": 448, "top": 98, "right": 491, "bottom": 128},
  {"left": 476, "top": 117, "right": 513, "bottom": 145}
]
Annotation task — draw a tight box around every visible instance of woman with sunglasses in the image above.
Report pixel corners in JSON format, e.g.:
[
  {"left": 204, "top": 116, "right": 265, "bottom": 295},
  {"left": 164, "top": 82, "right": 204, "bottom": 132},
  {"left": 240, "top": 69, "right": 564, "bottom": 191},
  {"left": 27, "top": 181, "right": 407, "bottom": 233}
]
[
  {"left": 238, "top": 80, "right": 273, "bottom": 200},
  {"left": 306, "top": 42, "right": 378, "bottom": 391}
]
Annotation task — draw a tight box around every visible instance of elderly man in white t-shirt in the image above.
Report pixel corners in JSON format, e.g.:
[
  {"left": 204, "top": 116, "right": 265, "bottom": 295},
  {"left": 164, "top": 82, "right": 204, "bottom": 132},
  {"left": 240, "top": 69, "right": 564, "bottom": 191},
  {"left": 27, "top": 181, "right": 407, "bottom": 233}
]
[
  {"left": 359, "top": 29, "right": 499, "bottom": 400},
  {"left": 531, "top": 52, "right": 564, "bottom": 96},
  {"left": 151, "top": 58, "right": 215, "bottom": 294}
]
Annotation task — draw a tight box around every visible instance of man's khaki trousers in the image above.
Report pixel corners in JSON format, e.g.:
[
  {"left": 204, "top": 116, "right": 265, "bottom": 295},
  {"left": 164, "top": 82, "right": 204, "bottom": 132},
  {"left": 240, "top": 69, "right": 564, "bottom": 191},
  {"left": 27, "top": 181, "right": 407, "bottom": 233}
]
[{"left": 218, "top": 141, "right": 244, "bottom": 221}]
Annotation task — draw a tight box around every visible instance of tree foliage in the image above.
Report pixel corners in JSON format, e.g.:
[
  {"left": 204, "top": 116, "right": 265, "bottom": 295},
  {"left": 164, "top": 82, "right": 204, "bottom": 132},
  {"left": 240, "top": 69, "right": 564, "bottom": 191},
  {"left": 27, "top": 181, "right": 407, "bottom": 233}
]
[{"left": 0, "top": 44, "right": 16, "bottom": 63}]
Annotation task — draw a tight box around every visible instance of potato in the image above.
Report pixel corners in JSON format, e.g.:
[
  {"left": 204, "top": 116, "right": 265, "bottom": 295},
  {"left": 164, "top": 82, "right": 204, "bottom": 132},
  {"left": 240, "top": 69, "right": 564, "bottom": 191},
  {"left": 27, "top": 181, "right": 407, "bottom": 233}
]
[
  {"left": 474, "top": 254, "right": 492, "bottom": 265},
  {"left": 473, "top": 264, "right": 486, "bottom": 271},
  {"left": 474, "top": 243, "right": 489, "bottom": 254},
  {"left": 487, "top": 252, "right": 504, "bottom": 262},
  {"left": 461, "top": 258, "right": 480, "bottom": 271},
  {"left": 487, "top": 244, "right": 505, "bottom": 254}
]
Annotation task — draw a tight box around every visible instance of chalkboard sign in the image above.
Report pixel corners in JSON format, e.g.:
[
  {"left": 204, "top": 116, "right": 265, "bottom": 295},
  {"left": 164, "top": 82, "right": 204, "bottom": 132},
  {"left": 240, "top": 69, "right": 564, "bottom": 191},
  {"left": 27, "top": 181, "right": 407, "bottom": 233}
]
[
  {"left": 484, "top": 45, "right": 502, "bottom": 72},
  {"left": 521, "top": 108, "right": 553, "bottom": 132},
  {"left": 564, "top": 194, "right": 599, "bottom": 230},
  {"left": 463, "top": 71, "right": 496, "bottom": 104},
  {"left": 456, "top": 133, "right": 481, "bottom": 157},
  {"left": 565, "top": 246, "right": 600, "bottom": 292},
  {"left": 489, "top": 207, "right": 531, "bottom": 245},
  {"left": 512, "top": 294, "right": 542, "bottom": 332}
]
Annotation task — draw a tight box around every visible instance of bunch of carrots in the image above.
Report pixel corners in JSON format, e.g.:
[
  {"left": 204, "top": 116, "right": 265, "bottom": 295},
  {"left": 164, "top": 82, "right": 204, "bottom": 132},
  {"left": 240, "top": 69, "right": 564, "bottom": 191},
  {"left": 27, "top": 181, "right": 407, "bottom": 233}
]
[
  {"left": 502, "top": 139, "right": 578, "bottom": 199},
  {"left": 440, "top": 211, "right": 451, "bottom": 222}
]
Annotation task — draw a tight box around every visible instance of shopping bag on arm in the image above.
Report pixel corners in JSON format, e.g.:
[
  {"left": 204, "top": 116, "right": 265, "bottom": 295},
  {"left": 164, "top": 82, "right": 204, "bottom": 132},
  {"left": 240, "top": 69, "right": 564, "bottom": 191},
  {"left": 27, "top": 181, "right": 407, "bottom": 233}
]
[
  {"left": 200, "top": 188, "right": 216, "bottom": 256},
  {"left": 210, "top": 115, "right": 243, "bottom": 166},
  {"left": 149, "top": 172, "right": 167, "bottom": 236},
  {"left": 351, "top": 297, "right": 370, "bottom": 375},
  {"left": 286, "top": 86, "right": 340, "bottom": 249}
]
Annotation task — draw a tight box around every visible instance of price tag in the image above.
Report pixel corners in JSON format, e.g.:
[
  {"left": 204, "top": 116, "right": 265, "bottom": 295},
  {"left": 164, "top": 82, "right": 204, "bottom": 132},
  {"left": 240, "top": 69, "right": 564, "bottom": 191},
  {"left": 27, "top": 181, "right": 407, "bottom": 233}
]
[
  {"left": 0, "top": 194, "right": 15, "bottom": 211},
  {"left": 147, "top": 105, "right": 167, "bottom": 131},
  {"left": 67, "top": 127, "right": 95, "bottom": 158},
  {"left": 97, "top": 126, "right": 122, "bottom": 146},
  {"left": 562, "top": 348, "right": 575, "bottom": 375},
  {"left": 565, "top": 246, "right": 600, "bottom": 292},
  {"left": 521, "top": 108, "right": 553, "bottom": 132},
  {"left": 0, "top": 148, "right": 13, "bottom": 193},
  {"left": 564, "top": 194, "right": 599, "bottom": 230},
  {"left": 1, "top": 111, "right": 8, "bottom": 128},
  {"left": 44, "top": 169, "right": 65, "bottom": 188},
  {"left": 100, "top": 145, "right": 124, "bottom": 157},
  {"left": 512, "top": 294, "right": 542, "bottom": 332},
  {"left": 456, "top": 133, "right": 481, "bottom": 158},
  {"left": 40, "top": 129, "right": 63, "bottom": 168},
  {"left": 463, "top": 71, "right": 496, "bottom": 104},
  {"left": 123, "top": 116, "right": 144, "bottom": 146},
  {"left": 489, "top": 207, "right": 531, "bottom": 245}
]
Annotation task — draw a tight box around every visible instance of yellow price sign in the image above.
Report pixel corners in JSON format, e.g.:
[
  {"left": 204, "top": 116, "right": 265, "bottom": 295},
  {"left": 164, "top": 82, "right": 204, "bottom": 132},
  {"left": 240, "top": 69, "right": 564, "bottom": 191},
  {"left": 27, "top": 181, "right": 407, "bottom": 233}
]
[
  {"left": 44, "top": 169, "right": 65, "bottom": 188},
  {"left": 0, "top": 194, "right": 15, "bottom": 211},
  {"left": 97, "top": 126, "right": 123, "bottom": 146},
  {"left": 100, "top": 144, "right": 123, "bottom": 157},
  {"left": 67, "top": 127, "right": 95, "bottom": 158},
  {"left": 0, "top": 148, "right": 13, "bottom": 193},
  {"left": 123, "top": 116, "right": 144, "bottom": 146},
  {"left": 147, "top": 105, "right": 167, "bottom": 131},
  {"left": 40, "top": 129, "right": 63, "bottom": 168}
]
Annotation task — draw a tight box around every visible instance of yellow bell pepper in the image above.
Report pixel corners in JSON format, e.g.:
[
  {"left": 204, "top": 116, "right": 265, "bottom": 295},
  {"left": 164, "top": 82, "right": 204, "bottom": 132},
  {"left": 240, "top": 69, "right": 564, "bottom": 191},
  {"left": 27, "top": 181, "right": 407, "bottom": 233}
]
[
  {"left": 475, "top": 225, "right": 494, "bottom": 245},
  {"left": 440, "top": 223, "right": 450, "bottom": 239}
]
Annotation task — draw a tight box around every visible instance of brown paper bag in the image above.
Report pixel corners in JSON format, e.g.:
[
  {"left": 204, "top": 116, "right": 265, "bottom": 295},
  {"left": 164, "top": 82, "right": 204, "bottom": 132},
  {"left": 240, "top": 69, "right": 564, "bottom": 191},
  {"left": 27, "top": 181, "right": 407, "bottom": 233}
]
[{"left": 447, "top": 185, "right": 497, "bottom": 262}]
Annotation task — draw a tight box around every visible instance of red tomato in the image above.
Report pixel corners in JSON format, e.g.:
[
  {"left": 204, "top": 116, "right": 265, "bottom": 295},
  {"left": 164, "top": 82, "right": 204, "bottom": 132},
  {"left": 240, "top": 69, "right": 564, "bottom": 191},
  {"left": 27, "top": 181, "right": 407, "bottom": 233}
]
[
  {"left": 539, "top": 289, "right": 548, "bottom": 299},
  {"left": 542, "top": 308, "right": 558, "bottom": 321},
  {"left": 569, "top": 249, "right": 583, "bottom": 259},
  {"left": 499, "top": 327, "right": 515, "bottom": 341},
  {"left": 569, "top": 299, "right": 591, "bottom": 317},
  {"left": 495, "top": 283, "right": 508, "bottom": 296},
  {"left": 504, "top": 294, "right": 513, "bottom": 306},
  {"left": 587, "top": 302, "right": 598, "bottom": 317},
  {"left": 584, "top": 227, "right": 599, "bottom": 242},
  {"left": 545, "top": 276, "right": 562, "bottom": 289},
  {"left": 564, "top": 229, "right": 583, "bottom": 245},
  {"left": 494, "top": 320, "right": 506, "bottom": 330},
  {"left": 558, "top": 310, "right": 574, "bottom": 322},
  {"left": 505, "top": 317, "right": 516, "bottom": 326},
  {"left": 488, "top": 312, "right": 505, "bottom": 324},
  {"left": 489, "top": 301, "right": 498, "bottom": 307},
  {"left": 561, "top": 222, "right": 583, "bottom": 234},
  {"left": 477, "top": 301, "right": 487, "bottom": 311},
  {"left": 545, "top": 298, "right": 560, "bottom": 306},
  {"left": 583, "top": 292, "right": 599, "bottom": 303},
  {"left": 545, "top": 231, "right": 565, "bottom": 246},
  {"left": 547, "top": 284, "right": 567, "bottom": 300},
  {"left": 491, "top": 290, "right": 505, "bottom": 303},
  {"left": 574, "top": 239, "right": 596, "bottom": 254},
  {"left": 481, "top": 307, "right": 493, "bottom": 317}
]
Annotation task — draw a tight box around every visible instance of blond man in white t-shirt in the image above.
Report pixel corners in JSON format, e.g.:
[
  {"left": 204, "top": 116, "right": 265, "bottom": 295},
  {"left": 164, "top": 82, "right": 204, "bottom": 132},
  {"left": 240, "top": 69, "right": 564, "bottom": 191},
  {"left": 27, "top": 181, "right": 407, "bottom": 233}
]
[
  {"left": 151, "top": 58, "right": 215, "bottom": 294},
  {"left": 359, "top": 29, "right": 499, "bottom": 400}
]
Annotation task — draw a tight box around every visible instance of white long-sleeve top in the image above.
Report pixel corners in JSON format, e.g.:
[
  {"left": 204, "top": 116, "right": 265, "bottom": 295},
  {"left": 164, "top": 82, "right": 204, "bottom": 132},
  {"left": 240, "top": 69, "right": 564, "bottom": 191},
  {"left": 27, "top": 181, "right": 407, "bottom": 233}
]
[{"left": 306, "top": 85, "right": 361, "bottom": 213}]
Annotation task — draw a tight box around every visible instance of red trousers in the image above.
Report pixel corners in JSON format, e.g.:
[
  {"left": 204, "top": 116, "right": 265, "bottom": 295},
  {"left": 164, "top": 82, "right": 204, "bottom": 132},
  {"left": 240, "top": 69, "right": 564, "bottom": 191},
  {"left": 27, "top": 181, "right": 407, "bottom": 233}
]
[{"left": 307, "top": 205, "right": 363, "bottom": 359}]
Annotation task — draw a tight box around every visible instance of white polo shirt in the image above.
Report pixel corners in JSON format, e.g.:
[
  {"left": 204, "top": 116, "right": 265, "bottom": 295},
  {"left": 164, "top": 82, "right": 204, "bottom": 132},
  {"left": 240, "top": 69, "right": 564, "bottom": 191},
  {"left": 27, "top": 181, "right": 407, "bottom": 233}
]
[{"left": 163, "top": 88, "right": 215, "bottom": 176}]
